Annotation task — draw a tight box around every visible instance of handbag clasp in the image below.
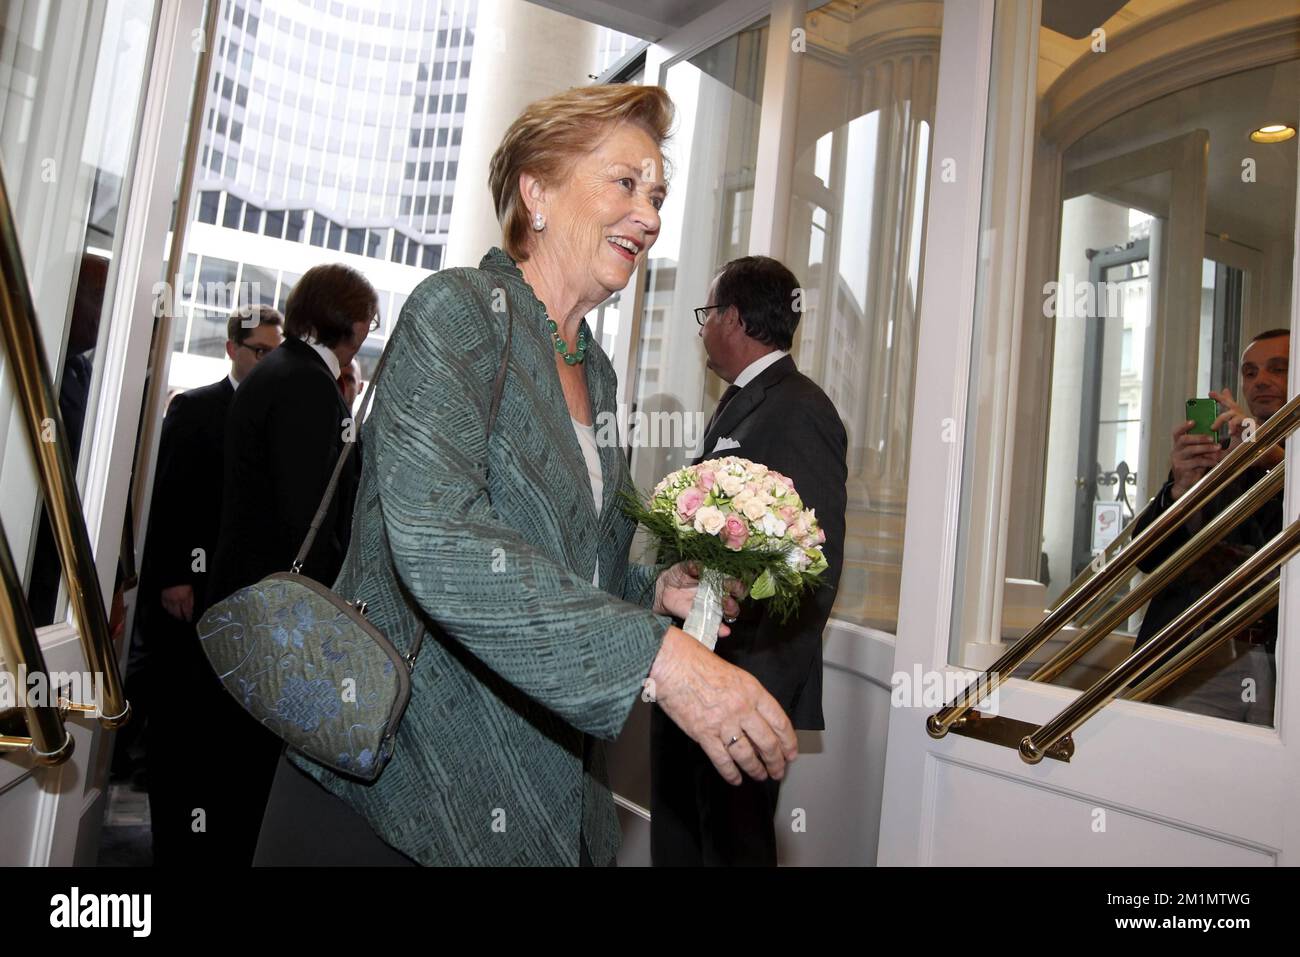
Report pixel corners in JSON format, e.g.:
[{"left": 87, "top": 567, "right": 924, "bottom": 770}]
[{"left": 351, "top": 598, "right": 368, "bottom": 616}]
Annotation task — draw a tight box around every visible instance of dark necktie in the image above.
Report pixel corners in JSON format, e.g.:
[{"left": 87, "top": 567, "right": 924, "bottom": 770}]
[{"left": 705, "top": 384, "right": 741, "bottom": 437}]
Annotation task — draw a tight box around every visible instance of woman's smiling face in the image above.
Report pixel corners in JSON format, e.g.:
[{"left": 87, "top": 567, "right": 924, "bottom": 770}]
[{"left": 532, "top": 120, "right": 666, "bottom": 299}]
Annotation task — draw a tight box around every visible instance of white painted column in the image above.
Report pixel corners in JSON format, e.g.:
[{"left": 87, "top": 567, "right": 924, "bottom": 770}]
[
  {"left": 747, "top": 0, "right": 804, "bottom": 259},
  {"left": 444, "top": 0, "right": 600, "bottom": 268}
]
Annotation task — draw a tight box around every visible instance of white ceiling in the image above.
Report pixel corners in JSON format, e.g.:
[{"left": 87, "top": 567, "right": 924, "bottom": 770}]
[
  {"left": 525, "top": 0, "right": 733, "bottom": 40},
  {"left": 1067, "top": 59, "right": 1299, "bottom": 252}
]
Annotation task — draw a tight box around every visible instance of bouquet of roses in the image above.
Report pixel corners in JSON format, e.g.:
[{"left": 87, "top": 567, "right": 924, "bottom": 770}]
[{"left": 623, "top": 456, "right": 828, "bottom": 650}]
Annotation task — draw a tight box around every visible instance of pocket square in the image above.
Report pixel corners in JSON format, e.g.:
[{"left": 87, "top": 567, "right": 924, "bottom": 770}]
[{"left": 710, "top": 436, "right": 741, "bottom": 454}]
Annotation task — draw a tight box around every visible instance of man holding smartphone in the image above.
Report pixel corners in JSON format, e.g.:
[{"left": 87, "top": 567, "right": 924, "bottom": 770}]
[{"left": 1130, "top": 328, "right": 1289, "bottom": 725}]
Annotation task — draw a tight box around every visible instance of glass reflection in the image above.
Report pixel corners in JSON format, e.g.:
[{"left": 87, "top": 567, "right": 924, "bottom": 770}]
[
  {"left": 0, "top": 0, "right": 159, "bottom": 625},
  {"left": 782, "top": 0, "right": 941, "bottom": 630},
  {"left": 1014, "top": 59, "right": 1298, "bottom": 728}
]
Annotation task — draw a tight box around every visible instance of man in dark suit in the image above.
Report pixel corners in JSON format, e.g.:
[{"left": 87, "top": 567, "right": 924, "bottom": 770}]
[
  {"left": 142, "top": 304, "right": 283, "bottom": 864},
  {"left": 651, "top": 256, "right": 848, "bottom": 866},
  {"left": 198, "top": 263, "right": 378, "bottom": 865}
]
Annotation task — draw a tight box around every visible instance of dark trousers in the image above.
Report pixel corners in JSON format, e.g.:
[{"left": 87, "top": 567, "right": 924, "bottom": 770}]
[
  {"left": 146, "top": 610, "right": 282, "bottom": 866},
  {"left": 649, "top": 706, "right": 782, "bottom": 866},
  {"left": 254, "top": 754, "right": 418, "bottom": 866}
]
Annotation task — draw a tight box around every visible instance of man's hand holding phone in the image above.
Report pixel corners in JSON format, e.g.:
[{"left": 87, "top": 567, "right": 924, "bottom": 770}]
[
  {"left": 1169, "top": 417, "right": 1223, "bottom": 501},
  {"left": 1171, "top": 389, "right": 1281, "bottom": 501}
]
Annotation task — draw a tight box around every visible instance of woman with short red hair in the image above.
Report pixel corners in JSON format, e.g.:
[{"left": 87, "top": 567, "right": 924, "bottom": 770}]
[{"left": 254, "top": 84, "right": 796, "bottom": 867}]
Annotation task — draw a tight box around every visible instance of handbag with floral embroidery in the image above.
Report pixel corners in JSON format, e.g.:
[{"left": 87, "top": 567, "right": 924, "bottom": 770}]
[{"left": 196, "top": 276, "right": 511, "bottom": 781}]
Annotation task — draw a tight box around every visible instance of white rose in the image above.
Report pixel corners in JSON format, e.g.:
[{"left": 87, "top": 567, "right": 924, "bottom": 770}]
[
  {"left": 717, "top": 472, "right": 746, "bottom": 497},
  {"left": 760, "top": 512, "right": 788, "bottom": 537},
  {"left": 749, "top": 463, "right": 769, "bottom": 478},
  {"left": 741, "top": 497, "right": 769, "bottom": 522},
  {"left": 694, "top": 506, "right": 726, "bottom": 535}
]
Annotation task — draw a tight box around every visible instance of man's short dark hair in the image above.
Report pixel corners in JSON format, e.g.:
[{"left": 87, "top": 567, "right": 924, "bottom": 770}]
[
  {"left": 284, "top": 263, "right": 378, "bottom": 347},
  {"left": 1249, "top": 328, "right": 1290, "bottom": 345},
  {"left": 227, "top": 304, "right": 283, "bottom": 345},
  {"left": 714, "top": 256, "right": 802, "bottom": 351}
]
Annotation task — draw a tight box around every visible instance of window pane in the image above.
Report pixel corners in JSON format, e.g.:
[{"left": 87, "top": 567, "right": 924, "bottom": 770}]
[
  {"left": 276, "top": 272, "right": 300, "bottom": 312},
  {"left": 780, "top": 2, "right": 940, "bottom": 631},
  {"left": 286, "top": 209, "right": 306, "bottom": 242},
  {"left": 241, "top": 263, "right": 276, "bottom": 306},
  {"left": 198, "top": 189, "right": 221, "bottom": 224},
  {"left": 629, "top": 20, "right": 769, "bottom": 498},
  {"left": 223, "top": 196, "right": 244, "bottom": 228},
  {"left": 930, "top": 6, "right": 1298, "bottom": 733},
  {"left": 196, "top": 257, "right": 239, "bottom": 309}
]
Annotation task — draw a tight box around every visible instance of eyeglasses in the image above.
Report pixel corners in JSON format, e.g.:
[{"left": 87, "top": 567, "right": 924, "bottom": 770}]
[
  {"left": 238, "top": 342, "right": 274, "bottom": 359},
  {"left": 694, "top": 304, "right": 720, "bottom": 327}
]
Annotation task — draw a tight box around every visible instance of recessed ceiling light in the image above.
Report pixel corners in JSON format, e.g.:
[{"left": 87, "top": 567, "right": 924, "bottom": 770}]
[{"left": 1250, "top": 124, "right": 1296, "bottom": 143}]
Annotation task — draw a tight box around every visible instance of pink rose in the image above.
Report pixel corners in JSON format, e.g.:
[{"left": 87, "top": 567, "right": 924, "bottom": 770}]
[
  {"left": 697, "top": 469, "right": 716, "bottom": 490},
  {"left": 778, "top": 506, "right": 797, "bottom": 523},
  {"left": 722, "top": 514, "right": 750, "bottom": 550},
  {"left": 676, "top": 487, "right": 704, "bottom": 520},
  {"left": 816, "top": 527, "right": 826, "bottom": 545}
]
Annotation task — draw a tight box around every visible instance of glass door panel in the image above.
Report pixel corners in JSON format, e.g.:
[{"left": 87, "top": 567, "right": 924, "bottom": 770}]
[{"left": 982, "top": 58, "right": 1299, "bottom": 729}]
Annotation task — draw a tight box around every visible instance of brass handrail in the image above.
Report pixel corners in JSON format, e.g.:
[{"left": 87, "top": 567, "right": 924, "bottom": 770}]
[
  {"left": 928, "top": 394, "right": 1300, "bottom": 738},
  {"left": 0, "top": 163, "right": 128, "bottom": 728},
  {"left": 1124, "top": 579, "right": 1279, "bottom": 703},
  {"left": 1047, "top": 496, "right": 1156, "bottom": 614},
  {"left": 1019, "top": 519, "right": 1300, "bottom": 763},
  {"left": 1029, "top": 465, "right": 1283, "bottom": 682},
  {"left": 0, "top": 519, "right": 74, "bottom": 764}
]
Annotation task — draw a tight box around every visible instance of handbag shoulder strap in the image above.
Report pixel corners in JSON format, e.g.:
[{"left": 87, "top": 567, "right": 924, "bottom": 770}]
[
  {"left": 290, "top": 270, "right": 514, "bottom": 574},
  {"left": 451, "top": 271, "right": 514, "bottom": 439}
]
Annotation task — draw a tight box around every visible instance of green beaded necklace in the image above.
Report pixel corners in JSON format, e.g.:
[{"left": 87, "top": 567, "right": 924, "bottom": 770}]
[{"left": 547, "top": 317, "right": 588, "bottom": 365}]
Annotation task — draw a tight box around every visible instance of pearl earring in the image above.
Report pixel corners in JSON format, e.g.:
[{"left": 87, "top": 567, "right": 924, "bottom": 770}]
[{"left": 533, "top": 211, "right": 545, "bottom": 231}]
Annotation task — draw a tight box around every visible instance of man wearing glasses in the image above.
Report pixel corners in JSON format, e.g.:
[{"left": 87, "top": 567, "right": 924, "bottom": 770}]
[
  {"left": 652, "top": 256, "right": 848, "bottom": 866},
  {"left": 141, "top": 303, "right": 282, "bottom": 864}
]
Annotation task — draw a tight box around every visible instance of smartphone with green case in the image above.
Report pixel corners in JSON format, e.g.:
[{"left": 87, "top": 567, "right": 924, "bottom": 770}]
[{"left": 1186, "top": 397, "right": 1220, "bottom": 438}]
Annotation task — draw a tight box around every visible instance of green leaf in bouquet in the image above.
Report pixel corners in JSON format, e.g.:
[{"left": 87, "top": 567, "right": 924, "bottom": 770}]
[{"left": 750, "top": 568, "right": 776, "bottom": 599}]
